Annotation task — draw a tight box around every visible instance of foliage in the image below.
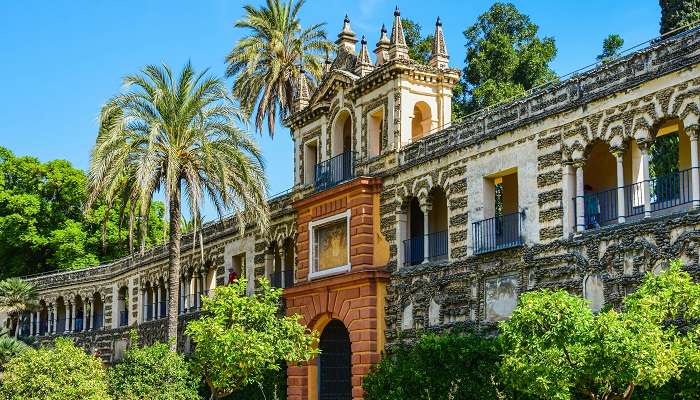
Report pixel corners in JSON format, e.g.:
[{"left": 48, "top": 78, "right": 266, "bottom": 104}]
[
  {"left": 660, "top": 0, "right": 700, "bottom": 35},
  {"left": 0, "top": 332, "right": 28, "bottom": 372},
  {"left": 0, "top": 337, "right": 110, "bottom": 400},
  {"left": 0, "top": 277, "right": 38, "bottom": 336},
  {"left": 185, "top": 278, "right": 318, "bottom": 400},
  {"left": 222, "top": 365, "right": 286, "bottom": 400},
  {"left": 89, "top": 62, "right": 269, "bottom": 349},
  {"left": 597, "top": 34, "right": 625, "bottom": 62},
  {"left": 402, "top": 18, "right": 434, "bottom": 64},
  {"left": 363, "top": 331, "right": 533, "bottom": 400},
  {"left": 0, "top": 146, "right": 164, "bottom": 278},
  {"left": 108, "top": 334, "right": 199, "bottom": 400},
  {"left": 650, "top": 132, "right": 680, "bottom": 178},
  {"left": 499, "top": 260, "right": 700, "bottom": 400},
  {"left": 456, "top": 2, "right": 557, "bottom": 114},
  {"left": 226, "top": 0, "right": 333, "bottom": 136}
]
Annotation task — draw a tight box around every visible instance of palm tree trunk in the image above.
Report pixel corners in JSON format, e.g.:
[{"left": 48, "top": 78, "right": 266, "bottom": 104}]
[{"left": 167, "top": 181, "right": 182, "bottom": 351}]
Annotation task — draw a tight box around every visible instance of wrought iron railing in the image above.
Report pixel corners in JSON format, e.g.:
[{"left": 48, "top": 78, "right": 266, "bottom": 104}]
[
  {"left": 315, "top": 151, "right": 355, "bottom": 191},
  {"left": 403, "top": 236, "right": 424, "bottom": 266},
  {"left": 92, "top": 313, "right": 103, "bottom": 330},
  {"left": 576, "top": 168, "right": 694, "bottom": 229},
  {"left": 472, "top": 212, "right": 524, "bottom": 255},
  {"left": 428, "top": 230, "right": 448, "bottom": 261},
  {"left": 119, "top": 311, "right": 128, "bottom": 327},
  {"left": 284, "top": 269, "right": 295, "bottom": 288}
]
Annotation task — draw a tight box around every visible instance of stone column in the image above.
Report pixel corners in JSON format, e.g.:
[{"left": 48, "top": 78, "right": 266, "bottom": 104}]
[
  {"left": 614, "top": 150, "right": 626, "bottom": 223},
  {"left": 30, "top": 312, "right": 35, "bottom": 336},
  {"left": 640, "top": 143, "right": 652, "bottom": 218},
  {"left": 689, "top": 127, "right": 700, "bottom": 208},
  {"left": 280, "top": 241, "right": 287, "bottom": 288},
  {"left": 575, "top": 163, "right": 585, "bottom": 232},
  {"left": 153, "top": 284, "right": 159, "bottom": 319},
  {"left": 396, "top": 210, "right": 408, "bottom": 269},
  {"left": 421, "top": 202, "right": 432, "bottom": 264},
  {"left": 85, "top": 301, "right": 91, "bottom": 331},
  {"left": 51, "top": 305, "right": 57, "bottom": 334},
  {"left": 70, "top": 301, "right": 76, "bottom": 332}
]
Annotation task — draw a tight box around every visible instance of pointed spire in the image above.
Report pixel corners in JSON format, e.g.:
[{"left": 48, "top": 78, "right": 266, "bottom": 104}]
[
  {"left": 355, "top": 35, "right": 374, "bottom": 77},
  {"left": 294, "top": 65, "right": 310, "bottom": 112},
  {"left": 429, "top": 16, "right": 449, "bottom": 68},
  {"left": 336, "top": 14, "right": 358, "bottom": 54},
  {"left": 389, "top": 6, "right": 409, "bottom": 60},
  {"left": 374, "top": 24, "right": 391, "bottom": 66},
  {"left": 323, "top": 50, "right": 332, "bottom": 74}
]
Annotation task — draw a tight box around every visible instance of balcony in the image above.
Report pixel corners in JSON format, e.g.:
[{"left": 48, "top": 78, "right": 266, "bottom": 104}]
[
  {"left": 315, "top": 151, "right": 355, "bottom": 192},
  {"left": 575, "top": 168, "right": 693, "bottom": 229},
  {"left": 402, "top": 230, "right": 449, "bottom": 266},
  {"left": 472, "top": 212, "right": 524, "bottom": 255},
  {"left": 271, "top": 269, "right": 295, "bottom": 289}
]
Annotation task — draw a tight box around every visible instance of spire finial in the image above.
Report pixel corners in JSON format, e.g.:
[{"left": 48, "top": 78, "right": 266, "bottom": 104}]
[
  {"left": 389, "top": 6, "right": 409, "bottom": 60},
  {"left": 356, "top": 34, "right": 374, "bottom": 77},
  {"left": 375, "top": 24, "right": 391, "bottom": 65},
  {"left": 429, "top": 15, "right": 449, "bottom": 68},
  {"left": 336, "top": 14, "right": 357, "bottom": 53}
]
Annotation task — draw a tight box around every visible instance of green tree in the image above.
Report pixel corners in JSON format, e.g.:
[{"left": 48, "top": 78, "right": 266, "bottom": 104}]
[
  {"left": 457, "top": 2, "right": 557, "bottom": 114},
  {"left": 88, "top": 62, "right": 270, "bottom": 351},
  {"left": 363, "top": 332, "right": 532, "bottom": 400},
  {"left": 499, "top": 260, "right": 700, "bottom": 400},
  {"left": 0, "top": 147, "right": 164, "bottom": 278},
  {"left": 0, "top": 337, "right": 110, "bottom": 400},
  {"left": 597, "top": 34, "right": 624, "bottom": 62},
  {"left": 108, "top": 334, "right": 199, "bottom": 400},
  {"left": 0, "top": 278, "right": 38, "bottom": 337},
  {"left": 402, "top": 18, "right": 434, "bottom": 64},
  {"left": 185, "top": 278, "right": 318, "bottom": 400},
  {"left": 226, "top": 0, "right": 332, "bottom": 137},
  {"left": 660, "top": 0, "right": 700, "bottom": 35}
]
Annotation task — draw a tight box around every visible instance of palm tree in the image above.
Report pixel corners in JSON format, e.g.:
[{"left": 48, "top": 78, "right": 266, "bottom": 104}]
[
  {"left": 226, "top": 0, "right": 332, "bottom": 137},
  {"left": 0, "top": 278, "right": 38, "bottom": 338},
  {"left": 0, "top": 331, "right": 28, "bottom": 371},
  {"left": 87, "top": 62, "right": 270, "bottom": 351}
]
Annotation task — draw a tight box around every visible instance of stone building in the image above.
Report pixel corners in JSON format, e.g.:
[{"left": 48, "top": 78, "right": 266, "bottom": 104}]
[{"left": 4, "top": 8, "right": 700, "bottom": 400}]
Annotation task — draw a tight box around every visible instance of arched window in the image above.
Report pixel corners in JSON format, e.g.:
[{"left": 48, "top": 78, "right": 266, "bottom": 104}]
[
  {"left": 92, "top": 293, "right": 104, "bottom": 330},
  {"left": 582, "top": 140, "right": 618, "bottom": 228},
  {"left": 428, "top": 188, "right": 449, "bottom": 261},
  {"left": 318, "top": 320, "right": 352, "bottom": 400},
  {"left": 117, "top": 286, "right": 129, "bottom": 327},
  {"left": 74, "top": 296, "right": 84, "bottom": 332},
  {"left": 55, "top": 297, "right": 66, "bottom": 333},
  {"left": 332, "top": 111, "right": 352, "bottom": 156},
  {"left": 367, "top": 107, "right": 383, "bottom": 157},
  {"left": 411, "top": 101, "right": 432, "bottom": 140}
]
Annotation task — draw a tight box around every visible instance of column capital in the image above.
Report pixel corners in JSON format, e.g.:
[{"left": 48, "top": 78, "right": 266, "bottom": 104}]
[{"left": 687, "top": 124, "right": 700, "bottom": 141}]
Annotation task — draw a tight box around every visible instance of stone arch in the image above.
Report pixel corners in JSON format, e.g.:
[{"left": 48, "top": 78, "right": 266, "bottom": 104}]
[
  {"left": 411, "top": 101, "right": 433, "bottom": 140},
  {"left": 331, "top": 109, "right": 353, "bottom": 156}
]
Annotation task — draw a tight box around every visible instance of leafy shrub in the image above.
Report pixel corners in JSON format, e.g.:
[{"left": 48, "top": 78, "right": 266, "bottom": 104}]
[
  {"left": 0, "top": 337, "right": 110, "bottom": 400},
  {"left": 108, "top": 337, "right": 199, "bottom": 400},
  {"left": 363, "top": 332, "right": 532, "bottom": 400}
]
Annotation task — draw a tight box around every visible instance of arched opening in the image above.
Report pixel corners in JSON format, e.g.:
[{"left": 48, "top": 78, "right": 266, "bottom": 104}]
[
  {"left": 144, "top": 282, "right": 154, "bottom": 321},
  {"left": 367, "top": 107, "right": 383, "bottom": 158},
  {"left": 117, "top": 286, "right": 129, "bottom": 327},
  {"left": 283, "top": 238, "right": 295, "bottom": 288},
  {"left": 402, "top": 197, "right": 425, "bottom": 266},
  {"left": 428, "top": 188, "right": 449, "bottom": 261},
  {"left": 411, "top": 101, "right": 432, "bottom": 140},
  {"left": 582, "top": 140, "right": 618, "bottom": 228},
  {"left": 271, "top": 242, "right": 282, "bottom": 288},
  {"left": 92, "top": 293, "right": 103, "bottom": 330},
  {"left": 38, "top": 301, "right": 48, "bottom": 335},
  {"left": 318, "top": 320, "right": 352, "bottom": 400},
  {"left": 332, "top": 110, "right": 353, "bottom": 156},
  {"left": 649, "top": 118, "right": 692, "bottom": 212},
  {"left": 205, "top": 267, "right": 216, "bottom": 297},
  {"left": 74, "top": 295, "right": 84, "bottom": 332},
  {"left": 583, "top": 274, "right": 605, "bottom": 313},
  {"left": 158, "top": 277, "right": 167, "bottom": 319},
  {"left": 56, "top": 297, "right": 66, "bottom": 333}
]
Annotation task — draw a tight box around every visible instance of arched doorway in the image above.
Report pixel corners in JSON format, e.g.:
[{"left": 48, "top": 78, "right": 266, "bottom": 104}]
[
  {"left": 332, "top": 111, "right": 352, "bottom": 156},
  {"left": 318, "top": 320, "right": 351, "bottom": 400}
]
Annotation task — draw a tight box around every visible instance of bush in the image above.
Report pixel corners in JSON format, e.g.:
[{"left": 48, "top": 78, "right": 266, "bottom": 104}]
[
  {"left": 363, "top": 332, "right": 532, "bottom": 400},
  {"left": 108, "top": 339, "right": 199, "bottom": 400},
  {"left": 222, "top": 366, "right": 286, "bottom": 400},
  {"left": 0, "top": 337, "right": 110, "bottom": 400}
]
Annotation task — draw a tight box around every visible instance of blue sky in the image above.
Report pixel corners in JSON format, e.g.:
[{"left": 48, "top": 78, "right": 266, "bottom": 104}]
[{"left": 0, "top": 0, "right": 661, "bottom": 217}]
